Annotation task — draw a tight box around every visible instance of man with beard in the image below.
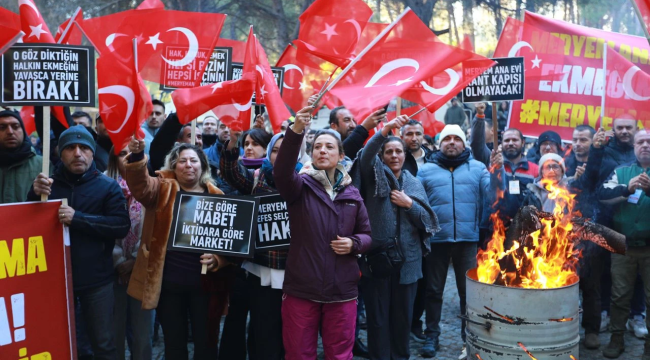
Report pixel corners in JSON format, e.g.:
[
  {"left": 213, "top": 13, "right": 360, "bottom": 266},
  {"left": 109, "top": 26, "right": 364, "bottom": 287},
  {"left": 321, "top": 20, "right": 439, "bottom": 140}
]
[
  {"left": 329, "top": 106, "right": 357, "bottom": 141},
  {"left": 141, "top": 99, "right": 166, "bottom": 157},
  {"left": 401, "top": 120, "right": 430, "bottom": 168},
  {"left": 93, "top": 115, "right": 113, "bottom": 173},
  {"left": 566, "top": 125, "right": 596, "bottom": 177}
]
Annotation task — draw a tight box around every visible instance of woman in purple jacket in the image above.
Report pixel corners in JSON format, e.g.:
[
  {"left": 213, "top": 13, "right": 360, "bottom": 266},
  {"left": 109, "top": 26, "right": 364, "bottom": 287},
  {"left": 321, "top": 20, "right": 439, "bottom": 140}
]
[{"left": 273, "top": 106, "right": 372, "bottom": 360}]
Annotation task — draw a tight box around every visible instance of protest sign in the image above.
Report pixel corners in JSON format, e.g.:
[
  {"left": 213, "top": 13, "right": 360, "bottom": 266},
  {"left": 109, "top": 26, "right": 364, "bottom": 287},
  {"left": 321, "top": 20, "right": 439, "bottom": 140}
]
[
  {"left": 507, "top": 12, "right": 650, "bottom": 140},
  {"left": 1, "top": 43, "right": 94, "bottom": 106},
  {"left": 255, "top": 193, "right": 291, "bottom": 251},
  {"left": 462, "top": 57, "right": 524, "bottom": 103},
  {"left": 168, "top": 192, "right": 258, "bottom": 258},
  {"left": 0, "top": 201, "right": 75, "bottom": 360},
  {"left": 161, "top": 47, "right": 232, "bottom": 90},
  {"left": 231, "top": 62, "right": 285, "bottom": 104}
]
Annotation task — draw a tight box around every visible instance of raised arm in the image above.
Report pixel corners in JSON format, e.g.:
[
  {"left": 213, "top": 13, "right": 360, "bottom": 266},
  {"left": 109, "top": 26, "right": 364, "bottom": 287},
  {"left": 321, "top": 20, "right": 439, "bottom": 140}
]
[
  {"left": 220, "top": 132, "right": 270, "bottom": 194},
  {"left": 470, "top": 103, "right": 492, "bottom": 167},
  {"left": 274, "top": 107, "right": 311, "bottom": 204},
  {"left": 123, "top": 137, "right": 162, "bottom": 209}
]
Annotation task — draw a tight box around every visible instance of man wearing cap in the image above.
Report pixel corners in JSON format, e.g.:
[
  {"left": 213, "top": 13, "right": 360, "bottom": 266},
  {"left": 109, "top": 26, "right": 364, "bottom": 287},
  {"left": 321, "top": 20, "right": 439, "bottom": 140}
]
[
  {"left": 0, "top": 109, "right": 44, "bottom": 203},
  {"left": 27, "top": 125, "right": 130, "bottom": 360},
  {"left": 417, "top": 124, "right": 504, "bottom": 358}
]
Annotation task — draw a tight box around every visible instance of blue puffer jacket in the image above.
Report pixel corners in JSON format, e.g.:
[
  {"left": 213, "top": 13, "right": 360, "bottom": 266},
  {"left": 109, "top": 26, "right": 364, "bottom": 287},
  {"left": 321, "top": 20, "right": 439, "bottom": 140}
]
[
  {"left": 27, "top": 162, "right": 130, "bottom": 291},
  {"left": 418, "top": 154, "right": 503, "bottom": 243}
]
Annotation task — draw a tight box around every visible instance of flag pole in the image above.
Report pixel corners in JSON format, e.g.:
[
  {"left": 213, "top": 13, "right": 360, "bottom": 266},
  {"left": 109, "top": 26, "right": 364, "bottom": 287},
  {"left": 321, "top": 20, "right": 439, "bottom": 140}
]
[
  {"left": 311, "top": 8, "right": 412, "bottom": 107},
  {"left": 40, "top": 106, "right": 51, "bottom": 202},
  {"left": 409, "top": 106, "right": 428, "bottom": 118},
  {"left": 396, "top": 98, "right": 402, "bottom": 117},
  {"left": 57, "top": 7, "right": 82, "bottom": 44},
  {"left": 191, "top": 120, "right": 197, "bottom": 145},
  {"left": 601, "top": 42, "right": 607, "bottom": 124},
  {"left": 631, "top": 0, "right": 650, "bottom": 46},
  {"left": 0, "top": 31, "right": 24, "bottom": 55}
]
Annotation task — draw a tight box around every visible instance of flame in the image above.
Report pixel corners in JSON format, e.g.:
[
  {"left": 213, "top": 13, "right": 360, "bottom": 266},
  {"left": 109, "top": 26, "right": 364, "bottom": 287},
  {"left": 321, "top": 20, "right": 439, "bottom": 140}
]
[{"left": 477, "top": 179, "right": 581, "bottom": 289}]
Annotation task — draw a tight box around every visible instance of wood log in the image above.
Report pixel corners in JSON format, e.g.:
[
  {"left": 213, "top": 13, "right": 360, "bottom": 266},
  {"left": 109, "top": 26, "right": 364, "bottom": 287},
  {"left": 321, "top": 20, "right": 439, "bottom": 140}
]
[{"left": 571, "top": 218, "right": 627, "bottom": 255}]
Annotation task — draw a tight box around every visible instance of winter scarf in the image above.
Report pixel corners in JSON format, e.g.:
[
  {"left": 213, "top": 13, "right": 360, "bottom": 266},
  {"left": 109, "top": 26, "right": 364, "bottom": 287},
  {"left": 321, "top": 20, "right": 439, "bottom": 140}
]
[{"left": 435, "top": 147, "right": 471, "bottom": 169}]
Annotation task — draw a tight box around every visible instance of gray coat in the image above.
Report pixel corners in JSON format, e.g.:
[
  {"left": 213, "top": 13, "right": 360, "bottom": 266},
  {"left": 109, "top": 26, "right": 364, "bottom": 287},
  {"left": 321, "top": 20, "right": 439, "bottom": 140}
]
[{"left": 352, "top": 132, "right": 439, "bottom": 284}]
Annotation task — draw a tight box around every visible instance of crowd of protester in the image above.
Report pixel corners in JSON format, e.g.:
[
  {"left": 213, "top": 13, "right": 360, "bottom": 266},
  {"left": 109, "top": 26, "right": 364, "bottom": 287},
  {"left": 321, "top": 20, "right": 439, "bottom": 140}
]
[{"left": 0, "top": 94, "right": 649, "bottom": 360}]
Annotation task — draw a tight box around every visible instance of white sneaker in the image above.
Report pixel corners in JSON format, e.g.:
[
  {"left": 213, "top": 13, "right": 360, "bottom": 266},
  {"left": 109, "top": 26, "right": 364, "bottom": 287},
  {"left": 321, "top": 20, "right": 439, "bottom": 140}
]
[
  {"left": 626, "top": 315, "right": 649, "bottom": 339},
  {"left": 458, "top": 345, "right": 468, "bottom": 360},
  {"left": 600, "top": 311, "right": 610, "bottom": 332}
]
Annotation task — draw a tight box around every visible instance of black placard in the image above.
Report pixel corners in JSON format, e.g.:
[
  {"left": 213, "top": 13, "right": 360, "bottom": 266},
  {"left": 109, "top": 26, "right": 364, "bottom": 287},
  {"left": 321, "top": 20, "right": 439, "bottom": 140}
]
[
  {"left": 462, "top": 57, "right": 524, "bottom": 103},
  {"left": 167, "top": 192, "right": 259, "bottom": 258},
  {"left": 1, "top": 43, "right": 95, "bottom": 106},
  {"left": 255, "top": 192, "right": 291, "bottom": 251},
  {"left": 230, "top": 62, "right": 284, "bottom": 104},
  {"left": 161, "top": 47, "right": 232, "bottom": 90}
]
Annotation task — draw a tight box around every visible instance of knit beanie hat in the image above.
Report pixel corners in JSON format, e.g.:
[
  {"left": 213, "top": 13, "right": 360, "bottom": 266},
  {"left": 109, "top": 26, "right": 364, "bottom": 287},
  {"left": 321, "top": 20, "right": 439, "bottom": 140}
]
[
  {"left": 439, "top": 124, "right": 467, "bottom": 147},
  {"left": 538, "top": 153, "right": 566, "bottom": 173},
  {"left": 58, "top": 125, "right": 96, "bottom": 157},
  {"left": 537, "top": 130, "right": 563, "bottom": 151},
  {"left": 0, "top": 109, "right": 27, "bottom": 137}
]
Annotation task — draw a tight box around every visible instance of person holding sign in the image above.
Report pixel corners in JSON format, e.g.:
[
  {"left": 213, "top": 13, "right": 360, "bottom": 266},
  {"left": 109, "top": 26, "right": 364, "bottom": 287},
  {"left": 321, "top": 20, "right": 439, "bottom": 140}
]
[
  {"left": 274, "top": 105, "right": 372, "bottom": 360},
  {"left": 219, "top": 129, "right": 295, "bottom": 360},
  {"left": 123, "top": 140, "right": 230, "bottom": 360},
  {"left": 354, "top": 115, "right": 439, "bottom": 360}
]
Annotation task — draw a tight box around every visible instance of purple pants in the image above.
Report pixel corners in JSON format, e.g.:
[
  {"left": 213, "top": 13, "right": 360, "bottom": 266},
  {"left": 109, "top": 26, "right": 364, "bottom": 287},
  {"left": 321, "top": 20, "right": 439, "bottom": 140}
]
[{"left": 282, "top": 294, "right": 357, "bottom": 360}]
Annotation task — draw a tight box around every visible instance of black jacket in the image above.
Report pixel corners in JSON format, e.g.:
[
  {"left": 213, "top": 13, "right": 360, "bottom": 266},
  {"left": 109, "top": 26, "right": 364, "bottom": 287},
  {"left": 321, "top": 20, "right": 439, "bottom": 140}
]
[
  {"left": 597, "top": 138, "right": 636, "bottom": 185},
  {"left": 27, "top": 162, "right": 130, "bottom": 291}
]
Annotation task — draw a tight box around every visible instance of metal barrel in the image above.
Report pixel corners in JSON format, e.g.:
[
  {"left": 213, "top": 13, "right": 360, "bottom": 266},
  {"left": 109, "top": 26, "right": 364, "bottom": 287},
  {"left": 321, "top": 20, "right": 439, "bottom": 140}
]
[{"left": 465, "top": 268, "right": 580, "bottom": 360}]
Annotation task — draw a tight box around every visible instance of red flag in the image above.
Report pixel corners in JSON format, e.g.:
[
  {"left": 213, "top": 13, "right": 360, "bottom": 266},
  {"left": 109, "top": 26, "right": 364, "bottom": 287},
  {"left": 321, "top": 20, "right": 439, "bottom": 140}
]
[
  {"left": 634, "top": 0, "right": 650, "bottom": 28},
  {"left": 293, "top": 0, "right": 372, "bottom": 68},
  {"left": 20, "top": 106, "right": 35, "bottom": 135},
  {"left": 401, "top": 50, "right": 495, "bottom": 113},
  {"left": 97, "top": 51, "right": 153, "bottom": 154},
  {"left": 0, "top": 7, "right": 20, "bottom": 29},
  {"left": 0, "top": 24, "right": 23, "bottom": 55},
  {"left": 54, "top": 8, "right": 83, "bottom": 45},
  {"left": 494, "top": 17, "right": 523, "bottom": 58},
  {"left": 276, "top": 45, "right": 335, "bottom": 112},
  {"left": 328, "top": 10, "right": 475, "bottom": 122},
  {"left": 604, "top": 46, "right": 650, "bottom": 129},
  {"left": 19, "top": 0, "right": 54, "bottom": 43},
  {"left": 217, "top": 38, "right": 246, "bottom": 63},
  {"left": 137, "top": 0, "right": 165, "bottom": 10},
  {"left": 461, "top": 34, "right": 474, "bottom": 52},
  {"left": 172, "top": 74, "right": 256, "bottom": 131},
  {"left": 83, "top": 10, "right": 226, "bottom": 87}
]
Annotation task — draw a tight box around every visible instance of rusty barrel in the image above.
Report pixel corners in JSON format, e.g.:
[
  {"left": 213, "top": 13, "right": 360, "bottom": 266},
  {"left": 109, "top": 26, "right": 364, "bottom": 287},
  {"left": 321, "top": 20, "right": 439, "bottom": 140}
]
[{"left": 465, "top": 268, "right": 580, "bottom": 360}]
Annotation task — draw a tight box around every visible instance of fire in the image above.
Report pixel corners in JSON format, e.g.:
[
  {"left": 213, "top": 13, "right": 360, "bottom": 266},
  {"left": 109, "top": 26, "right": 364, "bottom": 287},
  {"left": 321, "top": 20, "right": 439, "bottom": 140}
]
[{"left": 477, "top": 179, "right": 581, "bottom": 289}]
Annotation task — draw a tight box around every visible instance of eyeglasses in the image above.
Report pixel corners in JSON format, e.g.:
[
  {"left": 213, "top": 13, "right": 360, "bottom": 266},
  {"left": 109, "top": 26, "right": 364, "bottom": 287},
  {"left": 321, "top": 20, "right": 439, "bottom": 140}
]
[{"left": 543, "top": 164, "right": 562, "bottom": 171}]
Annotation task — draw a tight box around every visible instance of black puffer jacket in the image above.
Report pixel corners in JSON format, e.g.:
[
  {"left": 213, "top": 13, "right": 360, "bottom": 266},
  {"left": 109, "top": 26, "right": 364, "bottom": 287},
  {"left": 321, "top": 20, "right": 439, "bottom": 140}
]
[{"left": 27, "top": 162, "right": 130, "bottom": 291}]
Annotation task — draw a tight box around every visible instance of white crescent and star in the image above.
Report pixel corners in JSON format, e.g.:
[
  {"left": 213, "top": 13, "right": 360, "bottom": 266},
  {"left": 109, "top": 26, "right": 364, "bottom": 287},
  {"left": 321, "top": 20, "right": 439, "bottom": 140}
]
[
  {"left": 28, "top": 24, "right": 47, "bottom": 39},
  {"left": 364, "top": 58, "right": 420, "bottom": 88},
  {"left": 344, "top": 19, "right": 362, "bottom": 40},
  {"left": 211, "top": 82, "right": 223, "bottom": 94},
  {"left": 146, "top": 33, "right": 163, "bottom": 50},
  {"left": 531, "top": 55, "right": 542, "bottom": 68},
  {"left": 255, "top": 65, "right": 265, "bottom": 80},
  {"left": 321, "top": 23, "right": 339, "bottom": 41},
  {"left": 420, "top": 69, "right": 460, "bottom": 95},
  {"left": 19, "top": 0, "right": 41, "bottom": 18},
  {"left": 162, "top": 27, "right": 199, "bottom": 67},
  {"left": 622, "top": 66, "right": 650, "bottom": 101},
  {"left": 282, "top": 64, "right": 304, "bottom": 90},
  {"left": 98, "top": 85, "right": 135, "bottom": 134},
  {"left": 106, "top": 33, "right": 128, "bottom": 51}
]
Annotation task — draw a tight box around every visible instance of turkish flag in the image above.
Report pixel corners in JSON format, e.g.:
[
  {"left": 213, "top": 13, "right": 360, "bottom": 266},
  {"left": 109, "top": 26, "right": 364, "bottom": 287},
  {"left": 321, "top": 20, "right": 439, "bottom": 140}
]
[
  {"left": 0, "top": 24, "right": 23, "bottom": 55},
  {"left": 97, "top": 51, "right": 153, "bottom": 154},
  {"left": 634, "top": 0, "right": 650, "bottom": 29},
  {"left": 54, "top": 8, "right": 83, "bottom": 45},
  {"left": 1, "top": 6, "right": 20, "bottom": 28},
  {"left": 494, "top": 17, "right": 523, "bottom": 58},
  {"left": 242, "top": 29, "right": 292, "bottom": 132},
  {"left": 19, "top": 0, "right": 54, "bottom": 43},
  {"left": 20, "top": 106, "right": 36, "bottom": 135},
  {"left": 328, "top": 10, "right": 475, "bottom": 121},
  {"left": 604, "top": 46, "right": 650, "bottom": 125},
  {"left": 137, "top": 0, "right": 165, "bottom": 10},
  {"left": 293, "top": 0, "right": 372, "bottom": 68},
  {"left": 276, "top": 45, "right": 334, "bottom": 113},
  {"left": 82, "top": 10, "right": 226, "bottom": 87},
  {"left": 172, "top": 74, "right": 256, "bottom": 131},
  {"left": 217, "top": 38, "right": 246, "bottom": 63},
  {"left": 401, "top": 50, "right": 495, "bottom": 112}
]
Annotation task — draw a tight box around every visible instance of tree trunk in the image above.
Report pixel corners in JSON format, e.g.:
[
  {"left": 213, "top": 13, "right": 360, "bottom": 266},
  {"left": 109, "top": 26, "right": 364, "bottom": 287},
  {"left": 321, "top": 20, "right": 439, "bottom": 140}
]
[
  {"left": 462, "top": 0, "right": 475, "bottom": 48},
  {"left": 271, "top": 0, "right": 290, "bottom": 55}
]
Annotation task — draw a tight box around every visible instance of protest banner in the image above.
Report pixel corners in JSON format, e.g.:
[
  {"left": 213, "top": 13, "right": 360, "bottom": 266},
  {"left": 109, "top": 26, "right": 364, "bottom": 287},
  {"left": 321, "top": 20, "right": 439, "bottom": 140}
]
[
  {"left": 231, "top": 62, "right": 285, "bottom": 104},
  {"left": 161, "top": 47, "right": 232, "bottom": 90},
  {"left": 255, "top": 192, "right": 291, "bottom": 251},
  {"left": 167, "top": 192, "right": 259, "bottom": 258},
  {"left": 1, "top": 43, "right": 95, "bottom": 107},
  {"left": 462, "top": 57, "right": 524, "bottom": 103},
  {"left": 0, "top": 201, "right": 75, "bottom": 360},
  {"left": 508, "top": 12, "right": 650, "bottom": 140}
]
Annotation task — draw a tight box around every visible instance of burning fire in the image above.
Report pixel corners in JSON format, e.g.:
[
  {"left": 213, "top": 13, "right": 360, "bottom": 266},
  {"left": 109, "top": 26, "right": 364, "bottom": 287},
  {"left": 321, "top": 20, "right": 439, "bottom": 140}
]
[{"left": 477, "top": 179, "right": 581, "bottom": 289}]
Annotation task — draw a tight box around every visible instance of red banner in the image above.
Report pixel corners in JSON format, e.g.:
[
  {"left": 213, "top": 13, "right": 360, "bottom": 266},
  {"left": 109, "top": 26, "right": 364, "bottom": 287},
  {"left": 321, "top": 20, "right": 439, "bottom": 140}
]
[
  {"left": 0, "top": 201, "right": 75, "bottom": 360},
  {"left": 509, "top": 12, "right": 650, "bottom": 140}
]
